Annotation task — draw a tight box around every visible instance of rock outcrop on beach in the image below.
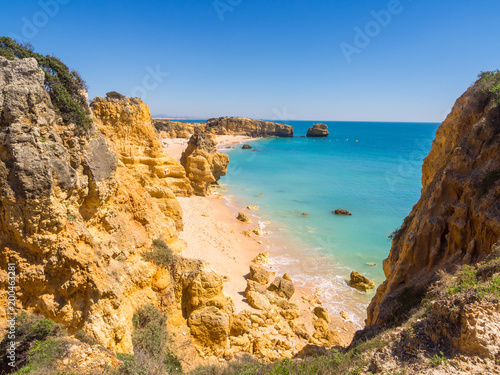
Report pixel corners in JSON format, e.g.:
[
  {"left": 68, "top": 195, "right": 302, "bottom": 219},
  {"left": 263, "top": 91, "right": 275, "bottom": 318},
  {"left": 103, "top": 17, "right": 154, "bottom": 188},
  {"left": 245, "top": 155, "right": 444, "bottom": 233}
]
[
  {"left": 206, "top": 117, "right": 294, "bottom": 137},
  {"left": 220, "top": 253, "right": 342, "bottom": 361},
  {"left": 306, "top": 123, "right": 329, "bottom": 137},
  {"left": 367, "top": 74, "right": 500, "bottom": 328},
  {"left": 180, "top": 132, "right": 229, "bottom": 196}
]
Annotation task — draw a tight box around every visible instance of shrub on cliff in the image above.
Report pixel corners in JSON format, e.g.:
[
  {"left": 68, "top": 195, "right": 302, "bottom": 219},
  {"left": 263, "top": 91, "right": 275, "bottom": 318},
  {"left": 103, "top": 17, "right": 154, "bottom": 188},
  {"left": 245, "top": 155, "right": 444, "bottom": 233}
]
[
  {"left": 143, "top": 238, "right": 174, "bottom": 266},
  {"left": 113, "top": 305, "right": 182, "bottom": 375},
  {"left": 106, "top": 91, "right": 126, "bottom": 100},
  {"left": 478, "top": 70, "right": 500, "bottom": 103},
  {"left": 0, "top": 313, "right": 66, "bottom": 373},
  {"left": 0, "top": 37, "right": 92, "bottom": 130}
]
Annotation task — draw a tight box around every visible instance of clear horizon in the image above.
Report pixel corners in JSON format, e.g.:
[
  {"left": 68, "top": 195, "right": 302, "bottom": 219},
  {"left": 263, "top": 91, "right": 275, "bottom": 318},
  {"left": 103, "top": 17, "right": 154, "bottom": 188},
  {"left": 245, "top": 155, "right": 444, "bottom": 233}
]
[{"left": 1, "top": 0, "right": 499, "bottom": 122}]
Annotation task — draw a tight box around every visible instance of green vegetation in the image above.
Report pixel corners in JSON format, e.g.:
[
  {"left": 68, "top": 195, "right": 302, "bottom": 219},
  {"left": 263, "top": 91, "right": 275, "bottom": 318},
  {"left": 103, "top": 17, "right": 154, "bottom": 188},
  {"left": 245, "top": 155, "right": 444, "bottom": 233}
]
[
  {"left": 191, "top": 336, "right": 387, "bottom": 375},
  {"left": 106, "top": 91, "right": 126, "bottom": 100},
  {"left": 446, "top": 251, "right": 500, "bottom": 300},
  {"left": 0, "top": 37, "right": 92, "bottom": 130},
  {"left": 111, "top": 305, "right": 182, "bottom": 375},
  {"left": 430, "top": 351, "right": 449, "bottom": 367},
  {"left": 478, "top": 70, "right": 500, "bottom": 103},
  {"left": 143, "top": 238, "right": 174, "bottom": 266},
  {"left": 0, "top": 313, "right": 66, "bottom": 374}
]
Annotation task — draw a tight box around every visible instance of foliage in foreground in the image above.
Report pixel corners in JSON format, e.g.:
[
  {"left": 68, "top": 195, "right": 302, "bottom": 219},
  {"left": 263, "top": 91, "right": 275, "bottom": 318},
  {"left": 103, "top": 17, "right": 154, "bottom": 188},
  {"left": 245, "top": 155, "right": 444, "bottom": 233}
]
[
  {"left": 0, "top": 313, "right": 66, "bottom": 374},
  {"left": 111, "top": 305, "right": 182, "bottom": 375},
  {"left": 0, "top": 37, "right": 92, "bottom": 130},
  {"left": 190, "top": 337, "right": 387, "bottom": 375}
]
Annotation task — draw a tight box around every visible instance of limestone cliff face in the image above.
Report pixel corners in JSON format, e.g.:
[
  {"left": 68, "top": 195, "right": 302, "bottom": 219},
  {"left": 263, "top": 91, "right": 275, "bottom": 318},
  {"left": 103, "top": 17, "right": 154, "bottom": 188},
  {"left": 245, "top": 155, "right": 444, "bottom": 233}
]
[
  {"left": 91, "top": 96, "right": 193, "bottom": 230},
  {"left": 0, "top": 57, "right": 191, "bottom": 354},
  {"left": 367, "top": 78, "right": 500, "bottom": 327},
  {"left": 180, "top": 132, "right": 229, "bottom": 196},
  {"left": 206, "top": 117, "right": 294, "bottom": 137}
]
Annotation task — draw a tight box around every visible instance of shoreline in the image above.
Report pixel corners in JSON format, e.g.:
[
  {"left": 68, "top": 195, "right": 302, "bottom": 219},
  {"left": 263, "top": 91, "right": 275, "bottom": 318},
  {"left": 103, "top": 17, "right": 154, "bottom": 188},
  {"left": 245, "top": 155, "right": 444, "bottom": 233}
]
[
  {"left": 163, "top": 135, "right": 359, "bottom": 345},
  {"left": 161, "top": 134, "right": 261, "bottom": 161}
]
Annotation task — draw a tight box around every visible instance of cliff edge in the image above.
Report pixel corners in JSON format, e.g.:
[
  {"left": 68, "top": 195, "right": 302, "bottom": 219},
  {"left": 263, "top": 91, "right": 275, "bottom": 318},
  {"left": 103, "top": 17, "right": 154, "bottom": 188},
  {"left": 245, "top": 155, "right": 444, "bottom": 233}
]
[{"left": 367, "top": 72, "right": 500, "bottom": 328}]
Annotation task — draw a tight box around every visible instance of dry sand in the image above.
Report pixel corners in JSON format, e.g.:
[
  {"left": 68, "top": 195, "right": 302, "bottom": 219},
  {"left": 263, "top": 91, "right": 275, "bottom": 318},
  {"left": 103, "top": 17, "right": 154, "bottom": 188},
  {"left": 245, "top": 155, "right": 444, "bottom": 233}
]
[
  {"left": 161, "top": 135, "right": 260, "bottom": 161},
  {"left": 164, "top": 135, "right": 358, "bottom": 345},
  {"left": 177, "top": 194, "right": 266, "bottom": 313}
]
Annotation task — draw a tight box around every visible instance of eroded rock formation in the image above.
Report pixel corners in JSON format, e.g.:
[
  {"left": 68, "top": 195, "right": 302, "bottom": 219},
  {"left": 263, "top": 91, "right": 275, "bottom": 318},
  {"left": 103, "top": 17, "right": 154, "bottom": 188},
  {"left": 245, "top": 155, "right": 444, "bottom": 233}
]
[
  {"left": 367, "top": 76, "right": 500, "bottom": 328},
  {"left": 0, "top": 56, "right": 196, "bottom": 356},
  {"left": 180, "top": 132, "right": 229, "bottom": 196},
  {"left": 206, "top": 117, "right": 293, "bottom": 137},
  {"left": 306, "top": 123, "right": 329, "bottom": 137},
  {"left": 91, "top": 96, "right": 193, "bottom": 230}
]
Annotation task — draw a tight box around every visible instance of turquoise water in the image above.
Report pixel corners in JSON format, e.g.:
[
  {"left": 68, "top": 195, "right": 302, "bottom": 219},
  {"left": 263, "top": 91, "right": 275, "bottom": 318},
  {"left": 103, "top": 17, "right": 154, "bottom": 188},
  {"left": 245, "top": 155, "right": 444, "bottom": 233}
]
[{"left": 218, "top": 121, "right": 440, "bottom": 325}]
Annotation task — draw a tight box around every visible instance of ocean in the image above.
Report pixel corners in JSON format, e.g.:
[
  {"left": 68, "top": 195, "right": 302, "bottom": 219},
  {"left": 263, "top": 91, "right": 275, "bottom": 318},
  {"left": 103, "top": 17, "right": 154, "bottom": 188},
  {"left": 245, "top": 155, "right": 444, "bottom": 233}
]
[{"left": 216, "top": 120, "right": 440, "bottom": 326}]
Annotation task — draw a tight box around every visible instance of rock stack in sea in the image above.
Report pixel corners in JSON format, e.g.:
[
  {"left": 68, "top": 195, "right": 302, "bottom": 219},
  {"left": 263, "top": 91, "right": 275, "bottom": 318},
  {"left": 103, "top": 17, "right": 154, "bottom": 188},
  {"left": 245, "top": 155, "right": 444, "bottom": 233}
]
[{"left": 306, "top": 123, "right": 329, "bottom": 137}]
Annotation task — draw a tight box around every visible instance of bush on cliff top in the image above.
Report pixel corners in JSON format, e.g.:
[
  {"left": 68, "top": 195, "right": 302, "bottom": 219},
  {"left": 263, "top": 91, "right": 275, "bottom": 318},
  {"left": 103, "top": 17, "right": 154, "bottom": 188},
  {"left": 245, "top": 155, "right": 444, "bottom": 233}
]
[
  {"left": 0, "top": 37, "right": 92, "bottom": 130},
  {"left": 106, "top": 91, "right": 126, "bottom": 100},
  {"left": 478, "top": 70, "right": 500, "bottom": 103}
]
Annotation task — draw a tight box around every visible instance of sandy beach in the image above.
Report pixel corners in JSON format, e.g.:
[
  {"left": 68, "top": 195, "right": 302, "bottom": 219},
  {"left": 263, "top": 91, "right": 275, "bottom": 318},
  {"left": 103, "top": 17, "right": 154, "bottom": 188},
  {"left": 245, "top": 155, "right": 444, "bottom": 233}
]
[
  {"left": 163, "top": 135, "right": 358, "bottom": 345},
  {"left": 161, "top": 135, "right": 260, "bottom": 161}
]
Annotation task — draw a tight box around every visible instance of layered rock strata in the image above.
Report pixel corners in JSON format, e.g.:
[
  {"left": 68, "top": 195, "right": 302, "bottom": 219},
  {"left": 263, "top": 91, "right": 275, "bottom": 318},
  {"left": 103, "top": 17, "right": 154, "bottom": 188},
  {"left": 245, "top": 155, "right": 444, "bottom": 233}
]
[
  {"left": 367, "top": 76, "right": 500, "bottom": 327},
  {"left": 180, "top": 132, "right": 229, "bottom": 196},
  {"left": 306, "top": 123, "right": 329, "bottom": 137},
  {"left": 206, "top": 117, "right": 293, "bottom": 137}
]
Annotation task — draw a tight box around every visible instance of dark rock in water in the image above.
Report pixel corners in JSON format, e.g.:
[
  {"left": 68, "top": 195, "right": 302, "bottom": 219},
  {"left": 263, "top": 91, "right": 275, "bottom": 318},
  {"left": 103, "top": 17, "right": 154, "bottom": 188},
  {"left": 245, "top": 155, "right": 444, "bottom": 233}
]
[
  {"left": 300, "top": 135, "right": 306, "bottom": 138},
  {"left": 333, "top": 208, "right": 352, "bottom": 216},
  {"left": 300, "top": 212, "right": 310, "bottom": 217},
  {"left": 307, "top": 123, "right": 329, "bottom": 137},
  {"left": 242, "top": 144, "right": 252, "bottom": 149}
]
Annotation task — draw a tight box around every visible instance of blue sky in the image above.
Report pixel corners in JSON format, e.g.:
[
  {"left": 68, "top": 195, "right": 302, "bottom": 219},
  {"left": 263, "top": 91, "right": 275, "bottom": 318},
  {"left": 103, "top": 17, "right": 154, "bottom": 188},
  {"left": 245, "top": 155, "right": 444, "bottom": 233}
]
[{"left": 1, "top": 0, "right": 499, "bottom": 121}]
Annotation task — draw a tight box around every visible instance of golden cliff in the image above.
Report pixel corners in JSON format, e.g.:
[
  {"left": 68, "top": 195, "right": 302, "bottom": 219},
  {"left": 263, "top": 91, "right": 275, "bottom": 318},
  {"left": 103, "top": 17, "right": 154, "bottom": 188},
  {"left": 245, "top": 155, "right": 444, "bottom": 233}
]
[
  {"left": 180, "top": 132, "right": 229, "bottom": 196},
  {"left": 154, "top": 117, "right": 294, "bottom": 138},
  {"left": 367, "top": 74, "right": 500, "bottom": 327},
  {"left": 0, "top": 56, "right": 195, "bottom": 354}
]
